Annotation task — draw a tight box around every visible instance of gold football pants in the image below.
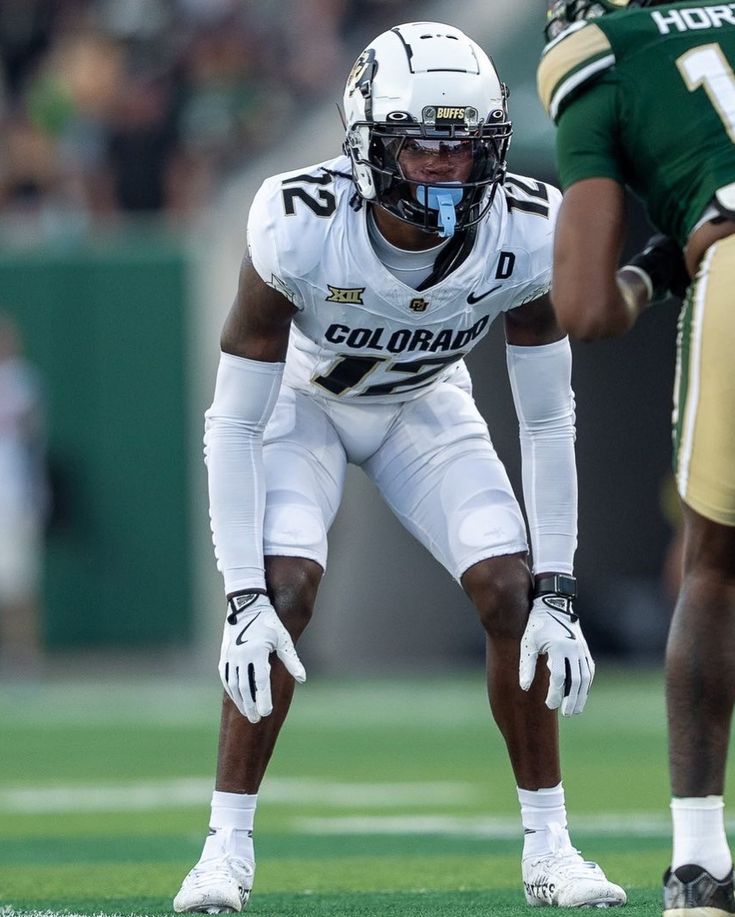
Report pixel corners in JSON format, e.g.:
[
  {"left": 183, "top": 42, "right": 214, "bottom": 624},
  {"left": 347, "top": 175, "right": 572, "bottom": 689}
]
[{"left": 674, "top": 233, "right": 735, "bottom": 526}]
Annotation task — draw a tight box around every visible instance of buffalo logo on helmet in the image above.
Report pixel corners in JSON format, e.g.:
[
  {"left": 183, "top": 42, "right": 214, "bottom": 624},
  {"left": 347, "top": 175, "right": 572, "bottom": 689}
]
[{"left": 346, "top": 49, "right": 376, "bottom": 99}]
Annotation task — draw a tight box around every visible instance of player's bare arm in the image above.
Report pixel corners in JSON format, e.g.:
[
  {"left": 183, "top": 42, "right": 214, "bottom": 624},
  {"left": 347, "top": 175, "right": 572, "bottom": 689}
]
[
  {"left": 503, "top": 292, "right": 564, "bottom": 347},
  {"left": 221, "top": 259, "right": 296, "bottom": 362},
  {"left": 551, "top": 179, "right": 651, "bottom": 339},
  {"left": 553, "top": 179, "right": 689, "bottom": 340}
]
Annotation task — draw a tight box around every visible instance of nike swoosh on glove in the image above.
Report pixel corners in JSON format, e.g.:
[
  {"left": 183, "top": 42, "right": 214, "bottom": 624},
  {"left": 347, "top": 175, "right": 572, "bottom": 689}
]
[
  {"left": 219, "top": 591, "right": 306, "bottom": 723},
  {"left": 518, "top": 594, "right": 595, "bottom": 716}
]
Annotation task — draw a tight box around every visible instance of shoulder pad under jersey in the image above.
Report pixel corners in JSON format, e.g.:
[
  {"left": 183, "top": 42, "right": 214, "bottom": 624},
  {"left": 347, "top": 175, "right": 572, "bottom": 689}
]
[
  {"left": 248, "top": 158, "right": 352, "bottom": 288},
  {"left": 503, "top": 173, "right": 562, "bottom": 223},
  {"left": 537, "top": 21, "right": 615, "bottom": 123}
]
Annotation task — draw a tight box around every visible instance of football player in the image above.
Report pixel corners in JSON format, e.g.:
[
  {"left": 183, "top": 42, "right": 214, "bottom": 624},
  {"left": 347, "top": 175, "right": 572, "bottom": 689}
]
[
  {"left": 538, "top": 1, "right": 735, "bottom": 913},
  {"left": 173, "top": 21, "right": 626, "bottom": 912}
]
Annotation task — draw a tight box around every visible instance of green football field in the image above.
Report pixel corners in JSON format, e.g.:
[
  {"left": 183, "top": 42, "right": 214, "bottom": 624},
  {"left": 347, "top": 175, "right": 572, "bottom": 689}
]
[{"left": 0, "top": 666, "right": 720, "bottom": 916}]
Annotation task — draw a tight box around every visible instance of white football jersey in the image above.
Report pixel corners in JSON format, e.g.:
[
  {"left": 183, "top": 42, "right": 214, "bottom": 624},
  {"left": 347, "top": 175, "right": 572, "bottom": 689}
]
[{"left": 247, "top": 155, "right": 560, "bottom": 403}]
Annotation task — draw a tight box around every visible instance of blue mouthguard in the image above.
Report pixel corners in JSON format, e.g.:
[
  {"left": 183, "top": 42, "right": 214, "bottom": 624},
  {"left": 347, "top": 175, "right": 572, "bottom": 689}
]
[{"left": 417, "top": 185, "right": 463, "bottom": 238}]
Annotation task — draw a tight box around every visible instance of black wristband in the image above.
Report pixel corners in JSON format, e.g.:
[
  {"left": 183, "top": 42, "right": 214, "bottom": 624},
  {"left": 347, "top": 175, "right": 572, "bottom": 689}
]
[
  {"left": 626, "top": 234, "right": 689, "bottom": 300},
  {"left": 226, "top": 589, "right": 267, "bottom": 623},
  {"left": 534, "top": 574, "right": 577, "bottom": 599}
]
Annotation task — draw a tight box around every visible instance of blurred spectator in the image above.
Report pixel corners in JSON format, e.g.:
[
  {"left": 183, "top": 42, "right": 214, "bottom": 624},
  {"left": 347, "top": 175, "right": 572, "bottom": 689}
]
[
  {"left": 281, "top": 0, "right": 349, "bottom": 102},
  {"left": 0, "top": 0, "right": 421, "bottom": 232},
  {"left": 0, "top": 314, "right": 49, "bottom": 680},
  {"left": 106, "top": 74, "right": 179, "bottom": 212},
  {"left": 0, "top": 0, "right": 60, "bottom": 100},
  {"left": 170, "top": 17, "right": 293, "bottom": 216}
]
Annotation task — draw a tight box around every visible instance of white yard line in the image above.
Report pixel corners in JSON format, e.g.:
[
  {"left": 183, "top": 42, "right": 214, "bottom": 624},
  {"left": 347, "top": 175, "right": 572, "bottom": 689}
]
[
  {"left": 4, "top": 775, "right": 729, "bottom": 840},
  {"left": 295, "top": 813, "right": 679, "bottom": 838},
  {"left": 0, "top": 777, "right": 476, "bottom": 813}
]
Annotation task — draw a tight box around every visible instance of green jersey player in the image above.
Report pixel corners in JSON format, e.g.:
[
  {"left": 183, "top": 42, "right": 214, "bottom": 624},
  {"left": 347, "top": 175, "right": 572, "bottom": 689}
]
[{"left": 538, "top": 2, "right": 735, "bottom": 914}]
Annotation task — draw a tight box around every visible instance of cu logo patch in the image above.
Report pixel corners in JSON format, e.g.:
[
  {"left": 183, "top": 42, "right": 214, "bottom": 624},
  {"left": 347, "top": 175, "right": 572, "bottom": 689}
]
[
  {"left": 326, "top": 286, "right": 365, "bottom": 304},
  {"left": 409, "top": 297, "right": 429, "bottom": 313}
]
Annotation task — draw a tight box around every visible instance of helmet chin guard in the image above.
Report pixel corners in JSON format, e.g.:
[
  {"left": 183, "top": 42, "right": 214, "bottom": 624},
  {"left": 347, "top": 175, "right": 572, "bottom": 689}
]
[{"left": 342, "top": 22, "right": 512, "bottom": 236}]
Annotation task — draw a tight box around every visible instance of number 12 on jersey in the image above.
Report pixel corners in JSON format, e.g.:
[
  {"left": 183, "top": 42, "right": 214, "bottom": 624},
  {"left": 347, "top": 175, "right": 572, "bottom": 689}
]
[{"left": 313, "top": 353, "right": 460, "bottom": 397}]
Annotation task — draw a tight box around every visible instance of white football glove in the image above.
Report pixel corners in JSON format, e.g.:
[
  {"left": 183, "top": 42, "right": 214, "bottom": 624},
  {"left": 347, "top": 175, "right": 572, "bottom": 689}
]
[
  {"left": 519, "top": 594, "right": 595, "bottom": 717},
  {"left": 219, "top": 591, "right": 306, "bottom": 723}
]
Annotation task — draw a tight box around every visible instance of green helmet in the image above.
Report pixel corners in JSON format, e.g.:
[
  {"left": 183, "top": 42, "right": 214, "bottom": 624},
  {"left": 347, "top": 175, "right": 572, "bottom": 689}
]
[{"left": 544, "top": 0, "right": 658, "bottom": 42}]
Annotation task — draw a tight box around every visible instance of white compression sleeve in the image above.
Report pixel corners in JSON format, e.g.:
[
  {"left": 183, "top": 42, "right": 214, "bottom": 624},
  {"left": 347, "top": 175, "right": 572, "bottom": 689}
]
[
  {"left": 203, "top": 352, "right": 284, "bottom": 595},
  {"left": 506, "top": 338, "right": 577, "bottom": 575}
]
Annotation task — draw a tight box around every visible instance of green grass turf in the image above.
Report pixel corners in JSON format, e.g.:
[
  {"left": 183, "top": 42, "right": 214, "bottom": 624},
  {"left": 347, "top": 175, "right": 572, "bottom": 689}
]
[{"left": 0, "top": 667, "right": 693, "bottom": 915}]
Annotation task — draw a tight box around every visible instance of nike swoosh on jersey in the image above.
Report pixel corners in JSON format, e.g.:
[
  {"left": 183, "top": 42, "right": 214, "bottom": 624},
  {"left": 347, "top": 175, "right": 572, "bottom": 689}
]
[
  {"left": 235, "top": 611, "right": 262, "bottom": 645},
  {"left": 467, "top": 285, "right": 502, "bottom": 304}
]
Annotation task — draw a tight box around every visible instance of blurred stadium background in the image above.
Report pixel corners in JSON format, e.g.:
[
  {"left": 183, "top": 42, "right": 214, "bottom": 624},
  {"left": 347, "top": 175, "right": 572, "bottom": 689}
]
[{"left": 0, "top": 0, "right": 679, "bottom": 674}]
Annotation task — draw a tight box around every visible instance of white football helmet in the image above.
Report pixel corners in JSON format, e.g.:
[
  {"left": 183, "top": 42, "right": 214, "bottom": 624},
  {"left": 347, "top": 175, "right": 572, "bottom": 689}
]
[{"left": 342, "top": 22, "right": 512, "bottom": 236}]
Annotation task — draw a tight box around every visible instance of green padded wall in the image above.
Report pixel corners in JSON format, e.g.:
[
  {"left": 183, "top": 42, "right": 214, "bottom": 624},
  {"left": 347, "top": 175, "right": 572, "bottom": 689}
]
[{"left": 0, "top": 229, "right": 191, "bottom": 646}]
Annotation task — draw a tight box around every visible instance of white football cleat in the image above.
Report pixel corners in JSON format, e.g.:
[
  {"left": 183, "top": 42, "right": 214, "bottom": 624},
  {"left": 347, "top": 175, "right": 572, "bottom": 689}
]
[
  {"left": 522, "top": 823, "right": 627, "bottom": 908},
  {"left": 173, "top": 852, "right": 254, "bottom": 913}
]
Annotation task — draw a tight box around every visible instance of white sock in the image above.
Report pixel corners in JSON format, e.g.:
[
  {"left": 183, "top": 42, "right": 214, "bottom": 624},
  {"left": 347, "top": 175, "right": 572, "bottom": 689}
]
[
  {"left": 201, "top": 791, "right": 257, "bottom": 863},
  {"left": 671, "top": 796, "right": 732, "bottom": 879},
  {"left": 517, "top": 783, "right": 570, "bottom": 859}
]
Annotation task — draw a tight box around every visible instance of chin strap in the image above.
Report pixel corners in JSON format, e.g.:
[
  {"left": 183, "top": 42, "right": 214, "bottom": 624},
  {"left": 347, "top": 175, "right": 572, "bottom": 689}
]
[
  {"left": 416, "top": 222, "right": 477, "bottom": 291},
  {"left": 417, "top": 186, "right": 463, "bottom": 238}
]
